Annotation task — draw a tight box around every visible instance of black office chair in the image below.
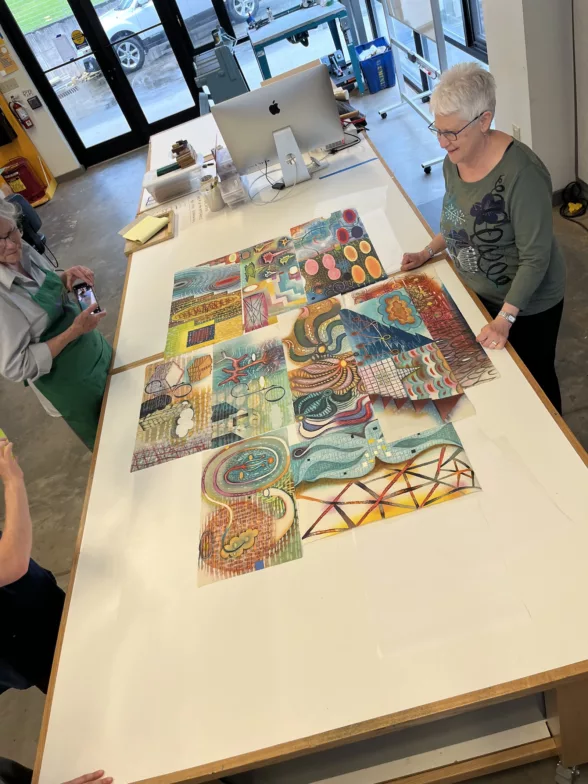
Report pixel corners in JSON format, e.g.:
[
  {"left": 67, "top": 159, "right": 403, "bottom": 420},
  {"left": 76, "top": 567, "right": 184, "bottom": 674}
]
[{"left": 7, "top": 193, "right": 47, "bottom": 254}]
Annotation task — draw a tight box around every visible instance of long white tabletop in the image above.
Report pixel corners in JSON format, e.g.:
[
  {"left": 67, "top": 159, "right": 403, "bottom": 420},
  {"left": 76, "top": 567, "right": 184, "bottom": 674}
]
[
  {"left": 248, "top": 2, "right": 347, "bottom": 47},
  {"left": 37, "top": 115, "right": 588, "bottom": 784}
]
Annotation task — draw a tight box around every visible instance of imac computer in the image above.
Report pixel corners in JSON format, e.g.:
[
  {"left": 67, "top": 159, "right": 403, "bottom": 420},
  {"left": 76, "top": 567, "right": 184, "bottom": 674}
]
[{"left": 211, "top": 64, "right": 343, "bottom": 188}]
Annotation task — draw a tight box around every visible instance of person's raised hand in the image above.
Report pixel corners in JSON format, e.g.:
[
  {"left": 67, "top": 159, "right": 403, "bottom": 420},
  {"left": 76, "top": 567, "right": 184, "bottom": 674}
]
[
  {"left": 0, "top": 440, "right": 24, "bottom": 486},
  {"left": 70, "top": 305, "right": 106, "bottom": 338},
  {"left": 401, "top": 250, "right": 428, "bottom": 272},
  {"left": 63, "top": 770, "right": 113, "bottom": 784},
  {"left": 64, "top": 266, "right": 95, "bottom": 291},
  {"left": 476, "top": 317, "right": 511, "bottom": 350}
]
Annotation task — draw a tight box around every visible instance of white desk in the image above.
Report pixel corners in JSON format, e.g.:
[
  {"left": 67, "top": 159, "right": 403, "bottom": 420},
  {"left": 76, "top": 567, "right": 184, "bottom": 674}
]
[
  {"left": 249, "top": 3, "right": 347, "bottom": 47},
  {"left": 247, "top": 3, "right": 364, "bottom": 91},
  {"left": 36, "top": 115, "right": 588, "bottom": 784}
]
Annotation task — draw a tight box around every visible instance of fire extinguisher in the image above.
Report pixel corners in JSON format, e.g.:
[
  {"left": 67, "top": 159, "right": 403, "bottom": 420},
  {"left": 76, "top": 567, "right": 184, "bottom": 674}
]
[{"left": 8, "top": 97, "right": 34, "bottom": 130}]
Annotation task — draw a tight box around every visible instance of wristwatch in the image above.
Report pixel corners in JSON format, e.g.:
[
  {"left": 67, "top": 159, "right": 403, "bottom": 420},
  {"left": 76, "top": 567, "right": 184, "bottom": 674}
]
[
  {"left": 498, "top": 310, "right": 516, "bottom": 324},
  {"left": 425, "top": 245, "right": 435, "bottom": 259}
]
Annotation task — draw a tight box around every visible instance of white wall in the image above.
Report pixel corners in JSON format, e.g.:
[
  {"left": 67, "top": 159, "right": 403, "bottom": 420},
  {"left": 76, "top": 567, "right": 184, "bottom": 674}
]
[
  {"left": 484, "top": 0, "right": 575, "bottom": 191},
  {"left": 574, "top": 0, "right": 588, "bottom": 183},
  {"left": 0, "top": 26, "right": 80, "bottom": 178}
]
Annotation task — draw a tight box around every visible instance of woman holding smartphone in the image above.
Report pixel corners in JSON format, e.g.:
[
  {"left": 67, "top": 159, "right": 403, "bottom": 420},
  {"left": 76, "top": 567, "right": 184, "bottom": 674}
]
[{"left": 0, "top": 201, "right": 111, "bottom": 450}]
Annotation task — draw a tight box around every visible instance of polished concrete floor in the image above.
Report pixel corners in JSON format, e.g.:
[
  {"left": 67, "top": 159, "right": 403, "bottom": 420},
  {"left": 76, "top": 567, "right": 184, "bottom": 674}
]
[{"left": 1, "top": 88, "right": 588, "bottom": 783}]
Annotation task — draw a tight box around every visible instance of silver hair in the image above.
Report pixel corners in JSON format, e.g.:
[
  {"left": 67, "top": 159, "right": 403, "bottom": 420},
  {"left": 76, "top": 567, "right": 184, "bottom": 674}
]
[
  {"left": 430, "top": 63, "right": 496, "bottom": 121},
  {"left": 0, "top": 198, "right": 19, "bottom": 226}
]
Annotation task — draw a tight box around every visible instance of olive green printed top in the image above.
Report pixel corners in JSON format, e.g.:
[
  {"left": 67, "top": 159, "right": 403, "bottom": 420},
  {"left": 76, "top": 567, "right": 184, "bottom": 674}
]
[{"left": 441, "top": 139, "right": 566, "bottom": 315}]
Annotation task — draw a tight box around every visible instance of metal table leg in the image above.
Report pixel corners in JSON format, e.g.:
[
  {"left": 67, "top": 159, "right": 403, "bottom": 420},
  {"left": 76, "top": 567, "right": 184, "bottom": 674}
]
[
  {"left": 327, "top": 18, "right": 343, "bottom": 55},
  {"left": 254, "top": 46, "right": 272, "bottom": 80}
]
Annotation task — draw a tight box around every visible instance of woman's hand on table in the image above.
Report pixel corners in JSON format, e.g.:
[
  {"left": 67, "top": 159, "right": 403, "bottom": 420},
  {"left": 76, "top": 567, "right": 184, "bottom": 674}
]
[
  {"left": 0, "top": 440, "right": 23, "bottom": 486},
  {"left": 63, "top": 265, "right": 94, "bottom": 291},
  {"left": 63, "top": 770, "right": 113, "bottom": 784},
  {"left": 476, "top": 317, "right": 511, "bottom": 350},
  {"left": 401, "top": 250, "right": 429, "bottom": 271},
  {"left": 70, "top": 305, "right": 106, "bottom": 338}
]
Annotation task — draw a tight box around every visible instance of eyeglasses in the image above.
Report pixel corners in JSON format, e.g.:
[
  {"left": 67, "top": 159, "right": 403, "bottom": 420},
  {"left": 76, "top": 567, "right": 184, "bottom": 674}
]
[{"left": 428, "top": 112, "right": 485, "bottom": 142}]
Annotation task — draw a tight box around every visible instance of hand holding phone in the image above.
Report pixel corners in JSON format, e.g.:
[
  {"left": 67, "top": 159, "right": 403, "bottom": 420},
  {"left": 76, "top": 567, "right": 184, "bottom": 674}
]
[
  {"left": 73, "top": 282, "right": 102, "bottom": 314},
  {"left": 70, "top": 306, "right": 106, "bottom": 339}
]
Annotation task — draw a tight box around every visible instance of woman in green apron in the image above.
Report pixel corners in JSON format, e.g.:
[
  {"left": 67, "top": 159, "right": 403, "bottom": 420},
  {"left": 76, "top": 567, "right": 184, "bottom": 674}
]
[{"left": 0, "top": 201, "right": 111, "bottom": 451}]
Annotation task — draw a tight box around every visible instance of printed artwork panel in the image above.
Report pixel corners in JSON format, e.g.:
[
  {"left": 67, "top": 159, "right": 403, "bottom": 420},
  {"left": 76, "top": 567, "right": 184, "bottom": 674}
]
[
  {"left": 281, "top": 298, "right": 373, "bottom": 438},
  {"left": 131, "top": 350, "right": 213, "bottom": 472},
  {"left": 291, "top": 207, "right": 387, "bottom": 303},
  {"left": 198, "top": 430, "right": 302, "bottom": 585},
  {"left": 291, "top": 422, "right": 480, "bottom": 541},
  {"left": 211, "top": 331, "right": 295, "bottom": 448},
  {"left": 165, "top": 259, "right": 244, "bottom": 357},
  {"left": 350, "top": 270, "right": 498, "bottom": 388}
]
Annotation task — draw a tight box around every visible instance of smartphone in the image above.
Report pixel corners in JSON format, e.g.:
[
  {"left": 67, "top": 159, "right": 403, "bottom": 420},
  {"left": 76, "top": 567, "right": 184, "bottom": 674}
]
[{"left": 73, "top": 282, "right": 102, "bottom": 313}]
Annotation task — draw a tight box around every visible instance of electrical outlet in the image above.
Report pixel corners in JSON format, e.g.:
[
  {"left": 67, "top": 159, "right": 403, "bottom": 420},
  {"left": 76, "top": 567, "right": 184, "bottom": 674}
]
[{"left": 512, "top": 124, "right": 521, "bottom": 141}]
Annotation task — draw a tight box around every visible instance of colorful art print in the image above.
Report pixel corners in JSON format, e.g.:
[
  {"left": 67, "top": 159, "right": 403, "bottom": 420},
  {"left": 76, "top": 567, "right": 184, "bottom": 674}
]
[
  {"left": 340, "top": 291, "right": 463, "bottom": 404},
  {"left": 242, "top": 267, "right": 307, "bottom": 333},
  {"left": 172, "top": 260, "right": 242, "bottom": 300},
  {"left": 282, "top": 298, "right": 353, "bottom": 368},
  {"left": 401, "top": 272, "right": 498, "bottom": 388},
  {"left": 351, "top": 271, "right": 498, "bottom": 389},
  {"left": 240, "top": 235, "right": 298, "bottom": 277},
  {"left": 198, "top": 430, "right": 302, "bottom": 585},
  {"left": 291, "top": 208, "right": 387, "bottom": 303},
  {"left": 131, "top": 352, "right": 213, "bottom": 472},
  {"left": 282, "top": 298, "right": 373, "bottom": 438},
  {"left": 211, "top": 332, "right": 295, "bottom": 448},
  {"left": 339, "top": 307, "right": 447, "bottom": 401},
  {"left": 165, "top": 290, "right": 243, "bottom": 357},
  {"left": 291, "top": 422, "right": 479, "bottom": 540}
]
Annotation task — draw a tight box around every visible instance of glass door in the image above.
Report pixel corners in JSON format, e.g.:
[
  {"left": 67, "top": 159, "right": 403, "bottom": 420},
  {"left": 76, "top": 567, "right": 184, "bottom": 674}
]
[
  {"left": 91, "top": 0, "right": 199, "bottom": 124},
  {"left": 0, "top": 0, "right": 225, "bottom": 166}
]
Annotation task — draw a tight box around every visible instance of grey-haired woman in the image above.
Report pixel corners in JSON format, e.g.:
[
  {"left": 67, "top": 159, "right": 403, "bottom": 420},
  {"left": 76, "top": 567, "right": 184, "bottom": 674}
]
[
  {"left": 0, "top": 200, "right": 111, "bottom": 449},
  {"left": 402, "top": 62, "right": 566, "bottom": 413}
]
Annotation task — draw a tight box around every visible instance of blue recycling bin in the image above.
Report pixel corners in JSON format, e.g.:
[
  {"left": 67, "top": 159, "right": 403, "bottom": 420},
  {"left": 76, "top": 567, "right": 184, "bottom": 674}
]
[{"left": 355, "top": 37, "right": 396, "bottom": 94}]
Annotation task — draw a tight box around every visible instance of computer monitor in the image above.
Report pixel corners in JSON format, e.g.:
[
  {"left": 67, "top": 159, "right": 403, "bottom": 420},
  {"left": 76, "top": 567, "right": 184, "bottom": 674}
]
[{"left": 211, "top": 64, "right": 343, "bottom": 188}]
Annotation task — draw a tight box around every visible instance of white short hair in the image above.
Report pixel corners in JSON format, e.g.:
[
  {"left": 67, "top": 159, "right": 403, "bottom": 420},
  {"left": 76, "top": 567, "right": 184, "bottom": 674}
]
[
  {"left": 430, "top": 63, "right": 496, "bottom": 121},
  {"left": 0, "top": 198, "right": 19, "bottom": 224}
]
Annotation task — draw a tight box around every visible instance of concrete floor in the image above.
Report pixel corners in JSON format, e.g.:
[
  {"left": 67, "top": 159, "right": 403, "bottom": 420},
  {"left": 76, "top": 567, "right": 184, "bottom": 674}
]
[{"left": 1, "top": 89, "right": 588, "bottom": 783}]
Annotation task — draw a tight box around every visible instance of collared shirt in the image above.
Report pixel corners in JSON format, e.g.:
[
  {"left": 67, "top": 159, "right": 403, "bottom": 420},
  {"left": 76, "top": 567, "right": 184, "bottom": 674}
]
[{"left": 0, "top": 245, "right": 61, "bottom": 416}]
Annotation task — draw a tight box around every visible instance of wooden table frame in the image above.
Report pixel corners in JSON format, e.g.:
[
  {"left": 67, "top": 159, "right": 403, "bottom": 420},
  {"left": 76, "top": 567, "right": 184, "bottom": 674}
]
[{"left": 32, "top": 128, "right": 588, "bottom": 784}]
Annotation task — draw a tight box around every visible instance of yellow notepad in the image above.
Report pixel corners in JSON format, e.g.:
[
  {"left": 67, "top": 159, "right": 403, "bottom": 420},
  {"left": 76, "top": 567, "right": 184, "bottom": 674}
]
[{"left": 122, "top": 215, "right": 169, "bottom": 244}]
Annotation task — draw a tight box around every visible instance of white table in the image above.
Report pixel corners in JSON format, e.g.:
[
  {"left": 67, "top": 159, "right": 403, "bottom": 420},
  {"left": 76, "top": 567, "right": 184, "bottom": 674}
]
[
  {"left": 35, "top": 115, "right": 588, "bottom": 784},
  {"left": 248, "top": 2, "right": 365, "bottom": 91}
]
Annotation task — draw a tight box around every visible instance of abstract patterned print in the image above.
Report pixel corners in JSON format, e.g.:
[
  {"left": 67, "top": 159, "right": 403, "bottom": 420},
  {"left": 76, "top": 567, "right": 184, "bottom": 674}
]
[
  {"left": 392, "top": 343, "right": 463, "bottom": 400},
  {"left": 131, "top": 351, "right": 213, "bottom": 472},
  {"left": 172, "top": 260, "right": 243, "bottom": 298},
  {"left": 291, "top": 207, "right": 387, "bottom": 303},
  {"left": 198, "top": 431, "right": 302, "bottom": 585},
  {"left": 240, "top": 236, "right": 307, "bottom": 333},
  {"left": 165, "top": 259, "right": 244, "bottom": 357},
  {"left": 283, "top": 298, "right": 353, "bottom": 367},
  {"left": 283, "top": 299, "right": 372, "bottom": 438},
  {"left": 291, "top": 422, "right": 480, "bottom": 540},
  {"left": 165, "top": 290, "right": 243, "bottom": 357},
  {"left": 400, "top": 271, "right": 499, "bottom": 388},
  {"left": 211, "top": 332, "right": 295, "bottom": 448}
]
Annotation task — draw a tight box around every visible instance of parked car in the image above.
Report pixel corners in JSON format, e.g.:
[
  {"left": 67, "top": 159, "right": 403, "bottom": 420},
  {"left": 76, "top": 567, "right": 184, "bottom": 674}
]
[{"left": 82, "top": 0, "right": 260, "bottom": 73}]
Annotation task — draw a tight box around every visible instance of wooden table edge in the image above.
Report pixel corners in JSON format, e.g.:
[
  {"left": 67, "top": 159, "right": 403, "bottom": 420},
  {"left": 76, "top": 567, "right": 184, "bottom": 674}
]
[
  {"left": 125, "top": 670, "right": 580, "bottom": 784},
  {"left": 32, "top": 130, "right": 588, "bottom": 784},
  {"left": 375, "top": 737, "right": 557, "bottom": 784}
]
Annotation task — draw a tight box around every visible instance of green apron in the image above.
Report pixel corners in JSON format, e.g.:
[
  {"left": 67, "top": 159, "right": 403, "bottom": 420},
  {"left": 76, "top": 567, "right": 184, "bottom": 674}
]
[{"left": 26, "top": 268, "right": 112, "bottom": 451}]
